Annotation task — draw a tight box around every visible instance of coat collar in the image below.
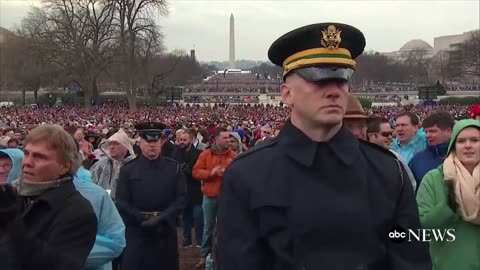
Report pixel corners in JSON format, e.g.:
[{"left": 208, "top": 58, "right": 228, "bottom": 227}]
[
  {"left": 427, "top": 140, "right": 449, "bottom": 158},
  {"left": 277, "top": 119, "right": 360, "bottom": 167},
  {"left": 33, "top": 180, "right": 76, "bottom": 209}
]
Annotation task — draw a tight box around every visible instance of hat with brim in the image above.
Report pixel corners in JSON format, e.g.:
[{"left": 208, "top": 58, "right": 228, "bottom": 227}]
[
  {"left": 137, "top": 130, "right": 164, "bottom": 143},
  {"left": 344, "top": 112, "right": 368, "bottom": 119},
  {"left": 268, "top": 22, "right": 365, "bottom": 82},
  {"left": 344, "top": 95, "right": 368, "bottom": 119},
  {"left": 135, "top": 122, "right": 167, "bottom": 142},
  {"left": 294, "top": 66, "right": 355, "bottom": 82}
]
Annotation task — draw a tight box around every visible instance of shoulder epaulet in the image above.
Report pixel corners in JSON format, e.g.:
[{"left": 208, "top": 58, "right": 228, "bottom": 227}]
[
  {"left": 123, "top": 155, "right": 139, "bottom": 166},
  {"left": 359, "top": 140, "right": 397, "bottom": 159},
  {"left": 163, "top": 156, "right": 179, "bottom": 164},
  {"left": 235, "top": 138, "right": 278, "bottom": 161},
  {"left": 359, "top": 140, "right": 405, "bottom": 187},
  {"left": 163, "top": 156, "right": 181, "bottom": 174}
]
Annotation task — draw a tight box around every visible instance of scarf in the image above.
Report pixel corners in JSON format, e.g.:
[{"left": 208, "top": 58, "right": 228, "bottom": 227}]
[
  {"left": 210, "top": 143, "right": 228, "bottom": 155},
  {"left": 11, "top": 176, "right": 73, "bottom": 197},
  {"left": 443, "top": 153, "right": 480, "bottom": 225}
]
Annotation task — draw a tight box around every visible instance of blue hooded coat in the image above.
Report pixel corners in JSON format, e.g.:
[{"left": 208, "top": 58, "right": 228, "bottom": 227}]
[
  {"left": 0, "top": 148, "right": 24, "bottom": 184},
  {"left": 391, "top": 129, "right": 427, "bottom": 164},
  {"left": 73, "top": 167, "right": 126, "bottom": 270}
]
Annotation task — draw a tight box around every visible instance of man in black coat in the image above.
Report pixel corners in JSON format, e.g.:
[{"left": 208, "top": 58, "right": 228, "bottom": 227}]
[
  {"left": 216, "top": 23, "right": 432, "bottom": 270},
  {"left": 0, "top": 124, "right": 97, "bottom": 270},
  {"left": 116, "top": 122, "right": 187, "bottom": 270},
  {"left": 173, "top": 128, "right": 204, "bottom": 248}
]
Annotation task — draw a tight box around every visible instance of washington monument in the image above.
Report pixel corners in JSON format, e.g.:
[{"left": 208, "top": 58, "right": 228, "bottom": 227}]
[{"left": 229, "top": 13, "right": 235, "bottom": 69}]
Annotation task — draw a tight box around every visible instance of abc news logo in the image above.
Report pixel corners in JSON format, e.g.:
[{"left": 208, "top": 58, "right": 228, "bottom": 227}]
[{"left": 388, "top": 225, "right": 455, "bottom": 243}]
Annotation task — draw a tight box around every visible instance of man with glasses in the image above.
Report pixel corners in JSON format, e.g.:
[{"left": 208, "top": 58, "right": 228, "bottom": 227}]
[
  {"left": 250, "top": 124, "right": 273, "bottom": 147},
  {"left": 367, "top": 117, "right": 417, "bottom": 192},
  {"left": 367, "top": 117, "right": 394, "bottom": 148}
]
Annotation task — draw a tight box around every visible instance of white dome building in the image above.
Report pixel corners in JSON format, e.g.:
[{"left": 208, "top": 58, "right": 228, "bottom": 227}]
[
  {"left": 399, "top": 39, "right": 433, "bottom": 52},
  {"left": 381, "top": 39, "right": 435, "bottom": 61}
]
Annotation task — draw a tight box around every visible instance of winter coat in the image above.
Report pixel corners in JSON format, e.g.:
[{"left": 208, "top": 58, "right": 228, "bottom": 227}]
[{"left": 74, "top": 167, "right": 126, "bottom": 270}]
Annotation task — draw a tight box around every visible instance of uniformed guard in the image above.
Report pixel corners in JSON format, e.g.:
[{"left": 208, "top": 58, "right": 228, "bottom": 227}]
[
  {"left": 216, "top": 23, "right": 432, "bottom": 270},
  {"left": 116, "top": 122, "right": 187, "bottom": 270}
]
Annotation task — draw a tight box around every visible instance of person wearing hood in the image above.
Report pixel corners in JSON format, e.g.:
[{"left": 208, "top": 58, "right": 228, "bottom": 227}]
[
  {"left": 409, "top": 112, "right": 454, "bottom": 190},
  {"left": 73, "top": 166, "right": 126, "bottom": 270},
  {"left": 0, "top": 148, "right": 23, "bottom": 184},
  {"left": 416, "top": 119, "right": 480, "bottom": 270},
  {"left": 228, "top": 132, "right": 243, "bottom": 154},
  {"left": 90, "top": 128, "right": 135, "bottom": 199}
]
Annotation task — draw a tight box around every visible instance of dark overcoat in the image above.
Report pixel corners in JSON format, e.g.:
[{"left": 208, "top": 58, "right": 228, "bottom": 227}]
[
  {"left": 0, "top": 180, "right": 97, "bottom": 270},
  {"left": 216, "top": 120, "right": 432, "bottom": 270},
  {"left": 116, "top": 155, "right": 187, "bottom": 270}
]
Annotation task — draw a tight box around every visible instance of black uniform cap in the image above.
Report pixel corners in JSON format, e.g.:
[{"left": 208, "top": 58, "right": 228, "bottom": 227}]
[
  {"left": 135, "top": 122, "right": 168, "bottom": 142},
  {"left": 268, "top": 22, "right": 366, "bottom": 82}
]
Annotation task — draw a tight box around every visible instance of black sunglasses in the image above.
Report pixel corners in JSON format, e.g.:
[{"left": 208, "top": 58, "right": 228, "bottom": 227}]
[{"left": 380, "top": 131, "right": 393, "bottom": 137}]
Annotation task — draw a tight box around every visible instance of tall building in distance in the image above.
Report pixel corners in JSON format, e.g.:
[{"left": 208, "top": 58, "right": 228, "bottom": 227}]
[
  {"left": 190, "top": 49, "right": 196, "bottom": 61},
  {"left": 229, "top": 13, "right": 236, "bottom": 69}
]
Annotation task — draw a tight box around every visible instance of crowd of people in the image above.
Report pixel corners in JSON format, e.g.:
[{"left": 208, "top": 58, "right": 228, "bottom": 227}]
[
  {"left": 0, "top": 103, "right": 475, "bottom": 139},
  {"left": 185, "top": 73, "right": 281, "bottom": 93},
  {"left": 0, "top": 99, "right": 479, "bottom": 270},
  {"left": 183, "top": 75, "right": 479, "bottom": 94},
  {"left": 1, "top": 20, "right": 480, "bottom": 270}
]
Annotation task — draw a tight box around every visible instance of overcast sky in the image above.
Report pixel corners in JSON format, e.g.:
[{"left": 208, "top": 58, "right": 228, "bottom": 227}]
[{"left": 1, "top": 0, "right": 478, "bottom": 62}]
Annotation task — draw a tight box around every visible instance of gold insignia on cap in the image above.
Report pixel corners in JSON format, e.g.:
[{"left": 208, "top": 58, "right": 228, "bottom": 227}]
[{"left": 321, "top": 25, "right": 342, "bottom": 49}]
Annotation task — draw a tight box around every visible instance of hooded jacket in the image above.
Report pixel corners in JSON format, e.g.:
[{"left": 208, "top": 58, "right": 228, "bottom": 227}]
[
  {"left": 90, "top": 129, "right": 135, "bottom": 199},
  {"left": 229, "top": 132, "right": 243, "bottom": 154},
  {"left": 391, "top": 129, "right": 427, "bottom": 164},
  {"left": 416, "top": 119, "right": 480, "bottom": 270},
  {"left": 408, "top": 141, "right": 449, "bottom": 188},
  {"left": 0, "top": 148, "right": 24, "bottom": 184},
  {"left": 74, "top": 167, "right": 126, "bottom": 270}
]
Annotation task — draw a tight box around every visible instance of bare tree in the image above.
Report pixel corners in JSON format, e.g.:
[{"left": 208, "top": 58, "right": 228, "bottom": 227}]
[
  {"left": 431, "top": 50, "right": 449, "bottom": 83},
  {"left": 137, "top": 20, "right": 164, "bottom": 96},
  {"left": 21, "top": 0, "right": 118, "bottom": 108},
  {"left": 115, "top": 0, "right": 168, "bottom": 111},
  {"left": 461, "top": 30, "right": 480, "bottom": 78},
  {"left": 354, "top": 51, "right": 410, "bottom": 86},
  {"left": 402, "top": 49, "right": 432, "bottom": 84},
  {"left": 0, "top": 31, "right": 18, "bottom": 94},
  {"left": 0, "top": 30, "right": 60, "bottom": 105}
]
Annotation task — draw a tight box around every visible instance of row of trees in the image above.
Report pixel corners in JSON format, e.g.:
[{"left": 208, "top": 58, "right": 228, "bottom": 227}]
[
  {"left": 251, "top": 31, "right": 479, "bottom": 86},
  {"left": 0, "top": 0, "right": 209, "bottom": 110},
  {"left": 354, "top": 31, "right": 479, "bottom": 86}
]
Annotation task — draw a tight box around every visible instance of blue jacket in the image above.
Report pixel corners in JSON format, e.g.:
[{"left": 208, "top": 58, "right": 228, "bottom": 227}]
[
  {"left": 390, "top": 129, "right": 427, "bottom": 164},
  {"left": 408, "top": 141, "right": 449, "bottom": 188},
  {"left": 0, "top": 148, "right": 24, "bottom": 183},
  {"left": 73, "top": 167, "right": 126, "bottom": 270}
]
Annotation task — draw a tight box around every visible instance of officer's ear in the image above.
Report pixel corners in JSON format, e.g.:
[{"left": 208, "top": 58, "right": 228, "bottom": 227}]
[{"left": 281, "top": 77, "right": 294, "bottom": 108}]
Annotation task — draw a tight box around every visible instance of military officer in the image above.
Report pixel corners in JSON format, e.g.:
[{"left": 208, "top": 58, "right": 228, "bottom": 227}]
[
  {"left": 116, "top": 122, "right": 187, "bottom": 270},
  {"left": 216, "top": 23, "right": 432, "bottom": 270}
]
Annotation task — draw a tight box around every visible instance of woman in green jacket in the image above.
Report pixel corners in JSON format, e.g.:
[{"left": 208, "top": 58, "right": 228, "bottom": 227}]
[{"left": 417, "top": 119, "right": 480, "bottom": 270}]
